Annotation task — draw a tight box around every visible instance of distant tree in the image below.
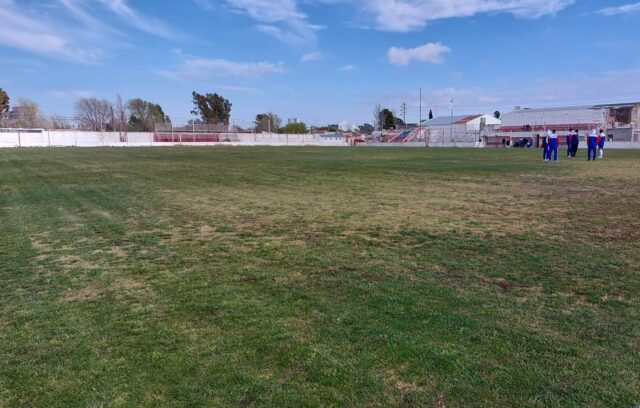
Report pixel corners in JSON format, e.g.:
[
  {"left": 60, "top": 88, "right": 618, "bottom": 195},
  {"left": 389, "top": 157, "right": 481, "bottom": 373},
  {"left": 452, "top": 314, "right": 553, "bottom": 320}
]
[
  {"left": 359, "top": 123, "right": 374, "bottom": 135},
  {"left": 428, "top": 109, "right": 433, "bottom": 120},
  {"left": 75, "top": 97, "right": 112, "bottom": 131},
  {"left": 394, "top": 115, "right": 405, "bottom": 128},
  {"left": 372, "top": 104, "right": 383, "bottom": 130},
  {"left": 51, "top": 115, "right": 70, "bottom": 129},
  {"left": 380, "top": 108, "right": 396, "bottom": 130},
  {"left": 255, "top": 113, "right": 280, "bottom": 133},
  {"left": 280, "top": 122, "right": 307, "bottom": 134},
  {"left": 494, "top": 110, "right": 501, "bottom": 119},
  {"left": 327, "top": 124, "right": 339, "bottom": 132},
  {"left": 15, "top": 98, "right": 43, "bottom": 128},
  {"left": 127, "top": 98, "right": 169, "bottom": 132},
  {"left": 114, "top": 94, "right": 128, "bottom": 133},
  {"left": 191, "top": 92, "right": 232, "bottom": 124},
  {"left": 0, "top": 88, "right": 9, "bottom": 113}
]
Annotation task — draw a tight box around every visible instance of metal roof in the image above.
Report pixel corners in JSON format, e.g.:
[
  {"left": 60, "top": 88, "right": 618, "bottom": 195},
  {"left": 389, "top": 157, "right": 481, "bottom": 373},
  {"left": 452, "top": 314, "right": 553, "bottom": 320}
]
[
  {"left": 423, "top": 114, "right": 481, "bottom": 126},
  {"left": 512, "top": 102, "right": 640, "bottom": 113}
]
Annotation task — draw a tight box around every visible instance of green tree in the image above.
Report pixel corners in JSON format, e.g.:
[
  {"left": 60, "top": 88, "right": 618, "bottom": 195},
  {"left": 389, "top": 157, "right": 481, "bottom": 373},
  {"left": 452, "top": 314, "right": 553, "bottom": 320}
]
[
  {"left": 359, "top": 123, "right": 374, "bottom": 135},
  {"left": 428, "top": 109, "right": 434, "bottom": 120},
  {"left": 280, "top": 122, "right": 307, "bottom": 134},
  {"left": 127, "top": 99, "right": 169, "bottom": 132},
  {"left": 191, "top": 92, "right": 232, "bottom": 124},
  {"left": 380, "top": 108, "right": 396, "bottom": 130},
  {"left": 0, "top": 88, "right": 9, "bottom": 113},
  {"left": 255, "top": 113, "right": 280, "bottom": 133},
  {"left": 494, "top": 110, "right": 501, "bottom": 119}
]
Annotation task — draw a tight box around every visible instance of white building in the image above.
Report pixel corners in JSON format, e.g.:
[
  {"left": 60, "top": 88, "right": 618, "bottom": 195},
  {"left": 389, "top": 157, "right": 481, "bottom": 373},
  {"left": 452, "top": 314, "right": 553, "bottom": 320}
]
[
  {"left": 424, "top": 114, "right": 501, "bottom": 132},
  {"left": 421, "top": 114, "right": 501, "bottom": 143},
  {"left": 495, "top": 103, "right": 640, "bottom": 144}
]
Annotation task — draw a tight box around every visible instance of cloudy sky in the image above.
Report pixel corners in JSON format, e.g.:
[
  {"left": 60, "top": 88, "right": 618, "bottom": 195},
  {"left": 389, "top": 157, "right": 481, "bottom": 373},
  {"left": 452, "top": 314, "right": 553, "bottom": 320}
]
[{"left": 1, "top": 0, "right": 639, "bottom": 126}]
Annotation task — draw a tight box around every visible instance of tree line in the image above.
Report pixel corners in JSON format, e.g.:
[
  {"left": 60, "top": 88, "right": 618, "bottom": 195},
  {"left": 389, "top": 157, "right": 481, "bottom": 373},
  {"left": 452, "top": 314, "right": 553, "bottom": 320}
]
[
  {"left": 0, "top": 88, "right": 235, "bottom": 132},
  {"left": 1, "top": 86, "right": 460, "bottom": 135}
]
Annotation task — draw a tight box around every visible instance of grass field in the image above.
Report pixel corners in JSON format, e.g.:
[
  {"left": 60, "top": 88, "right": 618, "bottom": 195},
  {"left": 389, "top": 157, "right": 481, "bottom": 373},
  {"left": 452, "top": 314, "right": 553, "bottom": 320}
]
[{"left": 1, "top": 147, "right": 639, "bottom": 407}]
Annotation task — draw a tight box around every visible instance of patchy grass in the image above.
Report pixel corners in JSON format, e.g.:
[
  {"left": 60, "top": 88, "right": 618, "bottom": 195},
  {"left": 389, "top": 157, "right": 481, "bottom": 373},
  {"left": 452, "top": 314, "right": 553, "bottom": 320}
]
[{"left": 1, "top": 147, "right": 639, "bottom": 407}]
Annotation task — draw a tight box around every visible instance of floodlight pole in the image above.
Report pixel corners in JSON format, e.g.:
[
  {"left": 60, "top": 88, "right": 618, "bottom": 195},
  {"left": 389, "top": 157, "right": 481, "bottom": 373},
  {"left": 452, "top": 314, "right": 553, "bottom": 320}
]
[
  {"left": 450, "top": 98, "right": 454, "bottom": 143},
  {"left": 419, "top": 88, "right": 422, "bottom": 142}
]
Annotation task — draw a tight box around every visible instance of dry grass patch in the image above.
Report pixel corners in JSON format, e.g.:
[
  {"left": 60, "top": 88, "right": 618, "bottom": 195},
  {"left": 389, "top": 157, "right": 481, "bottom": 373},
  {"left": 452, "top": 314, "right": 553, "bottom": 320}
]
[{"left": 62, "top": 286, "right": 101, "bottom": 302}]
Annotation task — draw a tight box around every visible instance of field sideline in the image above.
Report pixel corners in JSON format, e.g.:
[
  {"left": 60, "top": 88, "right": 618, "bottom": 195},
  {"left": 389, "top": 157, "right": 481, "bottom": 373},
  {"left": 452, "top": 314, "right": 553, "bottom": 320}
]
[{"left": 1, "top": 147, "right": 639, "bottom": 407}]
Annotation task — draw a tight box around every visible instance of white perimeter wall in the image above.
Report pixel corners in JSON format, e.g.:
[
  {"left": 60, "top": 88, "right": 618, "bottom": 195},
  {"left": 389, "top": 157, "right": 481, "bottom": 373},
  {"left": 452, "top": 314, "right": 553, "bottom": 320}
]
[{"left": 0, "top": 131, "right": 349, "bottom": 148}]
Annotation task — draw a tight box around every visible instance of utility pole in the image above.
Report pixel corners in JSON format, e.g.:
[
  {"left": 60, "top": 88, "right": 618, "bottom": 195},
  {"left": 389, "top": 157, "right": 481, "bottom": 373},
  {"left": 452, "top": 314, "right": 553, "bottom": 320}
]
[
  {"left": 400, "top": 102, "right": 407, "bottom": 130},
  {"left": 419, "top": 88, "right": 422, "bottom": 141}
]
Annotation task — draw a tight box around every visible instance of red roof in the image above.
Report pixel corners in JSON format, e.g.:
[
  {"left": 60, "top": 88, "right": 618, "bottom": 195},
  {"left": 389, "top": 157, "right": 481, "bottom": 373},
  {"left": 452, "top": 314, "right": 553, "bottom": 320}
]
[{"left": 454, "top": 115, "right": 481, "bottom": 124}]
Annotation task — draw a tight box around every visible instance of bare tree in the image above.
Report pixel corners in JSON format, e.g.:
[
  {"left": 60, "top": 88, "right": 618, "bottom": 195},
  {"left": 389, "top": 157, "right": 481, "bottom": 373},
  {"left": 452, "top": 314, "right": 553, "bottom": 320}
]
[
  {"left": 372, "top": 104, "right": 383, "bottom": 131},
  {"left": 15, "top": 98, "right": 44, "bottom": 128},
  {"left": 51, "top": 115, "right": 70, "bottom": 129},
  {"left": 115, "top": 94, "right": 127, "bottom": 133},
  {"left": 75, "top": 97, "right": 112, "bottom": 131}
]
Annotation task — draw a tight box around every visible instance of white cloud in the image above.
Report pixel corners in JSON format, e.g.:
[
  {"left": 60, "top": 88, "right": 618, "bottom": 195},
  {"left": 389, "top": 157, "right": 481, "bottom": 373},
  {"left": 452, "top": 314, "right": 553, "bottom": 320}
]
[
  {"left": 323, "top": 0, "right": 574, "bottom": 32},
  {"left": 388, "top": 43, "right": 451, "bottom": 65},
  {"left": 158, "top": 56, "right": 286, "bottom": 81},
  {"left": 0, "top": 0, "right": 180, "bottom": 63},
  {"left": 216, "top": 85, "right": 259, "bottom": 93},
  {"left": 225, "top": 0, "right": 323, "bottom": 45},
  {"left": 0, "top": 0, "right": 97, "bottom": 63},
  {"left": 95, "top": 0, "right": 179, "bottom": 39},
  {"left": 340, "top": 64, "right": 357, "bottom": 71},
  {"left": 600, "top": 2, "right": 640, "bottom": 16},
  {"left": 48, "top": 90, "right": 95, "bottom": 99},
  {"left": 300, "top": 52, "right": 325, "bottom": 62},
  {"left": 339, "top": 120, "right": 358, "bottom": 131},
  {"left": 192, "top": 0, "right": 214, "bottom": 10}
]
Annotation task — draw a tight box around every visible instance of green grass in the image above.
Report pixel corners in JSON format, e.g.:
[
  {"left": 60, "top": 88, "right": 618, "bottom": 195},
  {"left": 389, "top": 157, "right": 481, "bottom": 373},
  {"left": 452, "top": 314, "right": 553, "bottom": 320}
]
[{"left": 1, "top": 147, "right": 639, "bottom": 407}]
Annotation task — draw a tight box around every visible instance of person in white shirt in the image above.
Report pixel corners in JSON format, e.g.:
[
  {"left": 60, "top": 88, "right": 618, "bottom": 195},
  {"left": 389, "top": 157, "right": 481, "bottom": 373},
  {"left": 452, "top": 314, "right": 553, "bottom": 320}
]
[
  {"left": 548, "top": 130, "right": 559, "bottom": 162},
  {"left": 598, "top": 130, "right": 606, "bottom": 159}
]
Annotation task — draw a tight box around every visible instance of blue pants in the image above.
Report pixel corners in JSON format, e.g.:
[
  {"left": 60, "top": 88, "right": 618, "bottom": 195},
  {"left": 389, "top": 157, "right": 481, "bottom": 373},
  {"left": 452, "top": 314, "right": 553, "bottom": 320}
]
[
  {"left": 542, "top": 143, "right": 549, "bottom": 159},
  {"left": 588, "top": 145, "right": 597, "bottom": 160},
  {"left": 549, "top": 140, "right": 558, "bottom": 161}
]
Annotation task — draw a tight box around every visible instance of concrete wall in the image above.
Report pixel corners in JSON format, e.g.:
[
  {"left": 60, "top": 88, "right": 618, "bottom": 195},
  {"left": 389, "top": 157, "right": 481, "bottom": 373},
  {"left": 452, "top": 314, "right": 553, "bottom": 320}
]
[{"left": 0, "top": 130, "right": 349, "bottom": 148}]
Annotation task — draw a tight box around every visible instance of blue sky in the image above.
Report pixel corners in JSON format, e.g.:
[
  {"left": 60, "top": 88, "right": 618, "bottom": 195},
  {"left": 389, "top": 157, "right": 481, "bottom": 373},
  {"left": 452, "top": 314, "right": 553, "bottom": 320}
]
[{"left": 1, "top": 0, "right": 639, "bottom": 127}]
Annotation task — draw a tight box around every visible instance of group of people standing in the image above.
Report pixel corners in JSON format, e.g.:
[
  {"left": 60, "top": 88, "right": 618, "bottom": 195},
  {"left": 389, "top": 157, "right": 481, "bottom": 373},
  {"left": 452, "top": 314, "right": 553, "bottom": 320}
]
[{"left": 541, "top": 129, "right": 606, "bottom": 162}]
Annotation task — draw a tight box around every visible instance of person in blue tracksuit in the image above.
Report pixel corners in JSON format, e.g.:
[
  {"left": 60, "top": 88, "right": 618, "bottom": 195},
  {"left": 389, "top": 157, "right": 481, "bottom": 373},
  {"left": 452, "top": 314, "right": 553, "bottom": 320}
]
[
  {"left": 566, "top": 128, "right": 573, "bottom": 158},
  {"left": 587, "top": 129, "right": 598, "bottom": 161},
  {"left": 541, "top": 133, "right": 549, "bottom": 161},
  {"left": 598, "top": 130, "right": 606, "bottom": 159},
  {"left": 548, "top": 130, "right": 559, "bottom": 162}
]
